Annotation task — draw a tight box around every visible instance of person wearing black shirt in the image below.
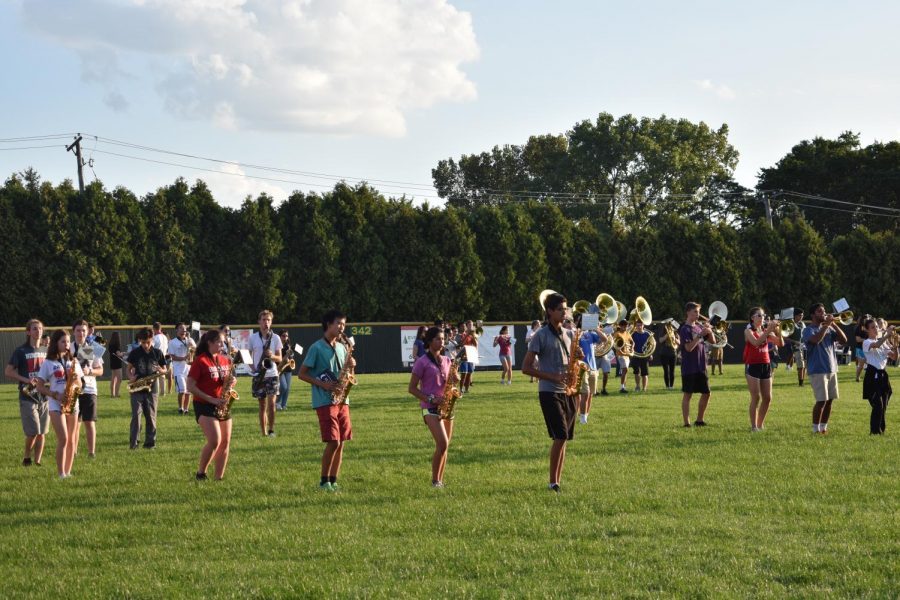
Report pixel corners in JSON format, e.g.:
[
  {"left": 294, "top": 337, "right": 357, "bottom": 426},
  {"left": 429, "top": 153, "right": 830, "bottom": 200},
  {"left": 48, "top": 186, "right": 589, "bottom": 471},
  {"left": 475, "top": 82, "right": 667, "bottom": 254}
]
[
  {"left": 126, "top": 327, "right": 167, "bottom": 449},
  {"left": 4, "top": 319, "right": 48, "bottom": 466}
]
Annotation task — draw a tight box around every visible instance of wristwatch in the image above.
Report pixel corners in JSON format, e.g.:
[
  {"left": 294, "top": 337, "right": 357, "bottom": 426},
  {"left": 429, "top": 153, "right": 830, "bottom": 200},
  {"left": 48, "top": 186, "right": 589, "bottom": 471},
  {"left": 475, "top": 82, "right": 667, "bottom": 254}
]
[{"left": 427, "top": 394, "right": 435, "bottom": 404}]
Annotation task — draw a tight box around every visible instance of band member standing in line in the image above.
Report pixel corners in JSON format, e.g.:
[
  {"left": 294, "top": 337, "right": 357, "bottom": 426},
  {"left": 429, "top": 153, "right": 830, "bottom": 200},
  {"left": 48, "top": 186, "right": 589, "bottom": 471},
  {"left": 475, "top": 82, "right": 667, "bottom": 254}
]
[
  {"left": 679, "top": 302, "right": 715, "bottom": 428},
  {"left": 299, "top": 309, "right": 356, "bottom": 492},
  {"left": 126, "top": 328, "right": 167, "bottom": 449},
  {"left": 5, "top": 319, "right": 48, "bottom": 467},
  {"left": 631, "top": 320, "right": 652, "bottom": 392},
  {"left": 35, "top": 329, "right": 83, "bottom": 477},
  {"left": 107, "top": 332, "right": 125, "bottom": 398},
  {"left": 802, "top": 304, "right": 848, "bottom": 434},
  {"left": 494, "top": 326, "right": 514, "bottom": 385},
  {"left": 614, "top": 320, "right": 633, "bottom": 394},
  {"left": 457, "top": 320, "right": 478, "bottom": 393},
  {"left": 853, "top": 314, "right": 868, "bottom": 382},
  {"left": 249, "top": 310, "right": 283, "bottom": 437},
  {"left": 218, "top": 325, "right": 234, "bottom": 357},
  {"left": 408, "top": 326, "right": 458, "bottom": 487},
  {"left": 786, "top": 309, "right": 807, "bottom": 386},
  {"left": 862, "top": 319, "right": 895, "bottom": 435},
  {"left": 276, "top": 329, "right": 294, "bottom": 411},
  {"left": 187, "top": 330, "right": 234, "bottom": 480},
  {"left": 522, "top": 292, "right": 577, "bottom": 493},
  {"left": 743, "top": 308, "right": 783, "bottom": 432},
  {"left": 525, "top": 320, "right": 540, "bottom": 383},
  {"left": 656, "top": 323, "right": 677, "bottom": 390},
  {"left": 72, "top": 320, "right": 103, "bottom": 458},
  {"left": 150, "top": 322, "right": 170, "bottom": 395},
  {"left": 708, "top": 343, "right": 724, "bottom": 375},
  {"left": 169, "top": 322, "right": 197, "bottom": 415},
  {"left": 574, "top": 314, "right": 606, "bottom": 424},
  {"left": 412, "top": 326, "right": 427, "bottom": 365}
]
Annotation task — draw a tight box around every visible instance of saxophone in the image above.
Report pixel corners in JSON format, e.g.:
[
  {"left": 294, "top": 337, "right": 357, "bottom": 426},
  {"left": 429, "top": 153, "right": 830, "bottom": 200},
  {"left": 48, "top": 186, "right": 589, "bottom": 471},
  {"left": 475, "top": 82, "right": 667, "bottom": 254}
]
[
  {"left": 128, "top": 372, "right": 166, "bottom": 394},
  {"left": 61, "top": 352, "right": 82, "bottom": 415},
  {"left": 331, "top": 335, "right": 357, "bottom": 405},
  {"left": 437, "top": 350, "right": 464, "bottom": 420},
  {"left": 564, "top": 329, "right": 589, "bottom": 397},
  {"left": 214, "top": 367, "right": 239, "bottom": 420}
]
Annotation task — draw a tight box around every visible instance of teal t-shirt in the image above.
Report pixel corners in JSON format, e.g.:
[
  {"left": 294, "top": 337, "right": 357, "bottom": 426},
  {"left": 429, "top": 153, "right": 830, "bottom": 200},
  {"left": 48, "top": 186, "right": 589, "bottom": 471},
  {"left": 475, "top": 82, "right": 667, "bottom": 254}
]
[{"left": 303, "top": 338, "right": 350, "bottom": 409}]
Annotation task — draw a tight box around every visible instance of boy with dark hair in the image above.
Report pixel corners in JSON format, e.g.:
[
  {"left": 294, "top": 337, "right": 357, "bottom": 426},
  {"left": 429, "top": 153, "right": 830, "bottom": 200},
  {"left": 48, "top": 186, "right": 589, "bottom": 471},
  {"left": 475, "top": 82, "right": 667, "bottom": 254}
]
[
  {"left": 72, "top": 319, "right": 103, "bottom": 458},
  {"left": 298, "top": 309, "right": 357, "bottom": 491},
  {"left": 5, "top": 319, "right": 48, "bottom": 466},
  {"left": 679, "top": 302, "right": 715, "bottom": 427},
  {"left": 126, "top": 327, "right": 167, "bottom": 449},
  {"left": 802, "top": 303, "right": 848, "bottom": 434}
]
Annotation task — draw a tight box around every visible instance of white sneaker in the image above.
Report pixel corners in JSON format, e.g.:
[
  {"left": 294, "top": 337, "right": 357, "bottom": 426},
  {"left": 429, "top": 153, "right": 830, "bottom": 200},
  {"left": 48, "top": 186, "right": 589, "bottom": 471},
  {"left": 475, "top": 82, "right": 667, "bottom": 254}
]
[
  {"left": 634, "top": 386, "right": 640, "bottom": 392},
  {"left": 579, "top": 414, "right": 587, "bottom": 425}
]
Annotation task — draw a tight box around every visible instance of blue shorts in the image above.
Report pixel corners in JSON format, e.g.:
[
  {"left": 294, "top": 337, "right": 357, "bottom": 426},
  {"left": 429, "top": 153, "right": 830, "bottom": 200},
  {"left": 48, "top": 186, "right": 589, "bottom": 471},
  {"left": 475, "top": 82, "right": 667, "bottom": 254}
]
[
  {"left": 855, "top": 348, "right": 865, "bottom": 360},
  {"left": 459, "top": 361, "right": 474, "bottom": 374}
]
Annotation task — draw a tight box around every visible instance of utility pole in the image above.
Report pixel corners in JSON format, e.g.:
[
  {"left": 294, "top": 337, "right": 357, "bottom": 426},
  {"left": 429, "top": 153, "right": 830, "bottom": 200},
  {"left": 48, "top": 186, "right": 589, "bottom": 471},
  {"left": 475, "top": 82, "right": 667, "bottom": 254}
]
[
  {"left": 761, "top": 192, "right": 773, "bottom": 228},
  {"left": 66, "top": 134, "right": 85, "bottom": 193}
]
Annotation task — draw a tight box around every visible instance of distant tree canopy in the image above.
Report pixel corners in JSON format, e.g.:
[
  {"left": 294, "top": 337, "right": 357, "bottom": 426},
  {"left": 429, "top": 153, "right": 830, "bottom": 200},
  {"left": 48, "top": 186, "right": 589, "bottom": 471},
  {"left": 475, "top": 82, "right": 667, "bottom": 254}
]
[
  {"left": 758, "top": 131, "right": 900, "bottom": 238},
  {"left": 2, "top": 162, "right": 899, "bottom": 326},
  {"left": 432, "top": 112, "right": 741, "bottom": 226}
]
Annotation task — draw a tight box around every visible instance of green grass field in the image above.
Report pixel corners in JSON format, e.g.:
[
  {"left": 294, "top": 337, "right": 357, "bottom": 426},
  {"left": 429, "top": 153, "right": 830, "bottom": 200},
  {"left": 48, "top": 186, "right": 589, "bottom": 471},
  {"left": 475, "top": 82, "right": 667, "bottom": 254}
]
[{"left": 1, "top": 366, "right": 897, "bottom": 598}]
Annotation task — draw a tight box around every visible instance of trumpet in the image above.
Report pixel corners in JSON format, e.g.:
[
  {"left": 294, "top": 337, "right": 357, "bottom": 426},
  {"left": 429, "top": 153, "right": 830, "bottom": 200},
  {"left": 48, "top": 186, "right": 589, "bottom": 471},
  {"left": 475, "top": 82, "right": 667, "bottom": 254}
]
[{"left": 278, "top": 358, "right": 296, "bottom": 374}]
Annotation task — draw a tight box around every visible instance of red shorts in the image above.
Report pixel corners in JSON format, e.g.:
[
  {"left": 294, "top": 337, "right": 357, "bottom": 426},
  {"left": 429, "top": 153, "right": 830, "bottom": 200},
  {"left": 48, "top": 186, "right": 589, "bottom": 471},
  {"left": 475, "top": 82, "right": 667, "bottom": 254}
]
[{"left": 315, "top": 404, "right": 353, "bottom": 442}]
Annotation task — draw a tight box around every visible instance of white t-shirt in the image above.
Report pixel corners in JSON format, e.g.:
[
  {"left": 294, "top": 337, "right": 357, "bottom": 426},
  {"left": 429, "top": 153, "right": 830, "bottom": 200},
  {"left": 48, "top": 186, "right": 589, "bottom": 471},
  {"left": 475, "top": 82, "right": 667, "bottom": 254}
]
[
  {"left": 152, "top": 333, "right": 169, "bottom": 356},
  {"left": 72, "top": 341, "right": 103, "bottom": 395},
  {"left": 38, "top": 357, "right": 83, "bottom": 395},
  {"left": 249, "top": 331, "right": 284, "bottom": 378},
  {"left": 169, "top": 336, "right": 196, "bottom": 375},
  {"left": 863, "top": 338, "right": 889, "bottom": 370}
]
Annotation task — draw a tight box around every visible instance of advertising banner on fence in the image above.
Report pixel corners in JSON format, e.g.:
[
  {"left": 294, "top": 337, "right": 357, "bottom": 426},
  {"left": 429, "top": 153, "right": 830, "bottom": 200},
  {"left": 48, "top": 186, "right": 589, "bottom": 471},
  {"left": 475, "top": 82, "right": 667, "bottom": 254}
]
[{"left": 400, "top": 326, "right": 420, "bottom": 367}]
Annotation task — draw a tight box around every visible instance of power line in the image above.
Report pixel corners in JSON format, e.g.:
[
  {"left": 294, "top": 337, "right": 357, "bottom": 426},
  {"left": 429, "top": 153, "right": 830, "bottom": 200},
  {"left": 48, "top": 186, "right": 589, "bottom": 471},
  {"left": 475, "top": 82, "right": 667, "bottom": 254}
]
[
  {"left": 775, "top": 190, "right": 900, "bottom": 215},
  {"left": 0, "top": 134, "right": 77, "bottom": 142},
  {"left": 782, "top": 200, "right": 900, "bottom": 219},
  {"left": 0, "top": 144, "right": 63, "bottom": 151}
]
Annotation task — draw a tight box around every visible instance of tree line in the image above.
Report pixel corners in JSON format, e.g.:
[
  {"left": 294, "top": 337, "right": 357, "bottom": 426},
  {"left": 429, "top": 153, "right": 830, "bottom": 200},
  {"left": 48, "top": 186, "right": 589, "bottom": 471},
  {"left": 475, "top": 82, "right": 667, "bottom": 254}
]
[{"left": 2, "top": 167, "right": 898, "bottom": 328}]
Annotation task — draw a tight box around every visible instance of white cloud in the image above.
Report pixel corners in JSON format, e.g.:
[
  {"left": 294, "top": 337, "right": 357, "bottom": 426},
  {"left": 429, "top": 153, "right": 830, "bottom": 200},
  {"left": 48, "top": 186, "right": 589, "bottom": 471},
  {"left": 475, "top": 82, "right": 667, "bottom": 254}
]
[
  {"left": 195, "top": 163, "right": 290, "bottom": 209},
  {"left": 22, "top": 0, "right": 479, "bottom": 136},
  {"left": 694, "top": 79, "right": 736, "bottom": 100}
]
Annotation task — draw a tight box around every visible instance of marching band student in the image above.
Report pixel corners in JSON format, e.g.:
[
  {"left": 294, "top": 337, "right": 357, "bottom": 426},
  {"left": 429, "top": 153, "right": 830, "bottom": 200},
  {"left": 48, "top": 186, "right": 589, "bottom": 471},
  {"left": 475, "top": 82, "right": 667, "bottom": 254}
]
[
  {"left": 522, "top": 292, "right": 577, "bottom": 493},
  {"left": 598, "top": 322, "right": 614, "bottom": 395},
  {"left": 151, "top": 322, "right": 171, "bottom": 395},
  {"left": 169, "top": 322, "right": 197, "bottom": 415},
  {"left": 630, "top": 320, "right": 651, "bottom": 392},
  {"left": 575, "top": 314, "right": 606, "bottom": 424},
  {"left": 853, "top": 314, "right": 868, "bottom": 382},
  {"left": 276, "top": 329, "right": 294, "bottom": 411},
  {"left": 787, "top": 309, "right": 807, "bottom": 386},
  {"left": 219, "top": 325, "right": 234, "bottom": 357},
  {"left": 72, "top": 320, "right": 103, "bottom": 458},
  {"left": 862, "top": 319, "right": 895, "bottom": 435},
  {"left": 743, "top": 308, "right": 783, "bottom": 432},
  {"left": 35, "top": 329, "right": 82, "bottom": 478},
  {"left": 299, "top": 309, "right": 356, "bottom": 491},
  {"left": 249, "top": 310, "right": 283, "bottom": 437},
  {"left": 5, "top": 319, "right": 48, "bottom": 467},
  {"left": 709, "top": 343, "right": 724, "bottom": 375},
  {"left": 412, "top": 326, "right": 427, "bottom": 365},
  {"left": 525, "top": 320, "right": 540, "bottom": 383},
  {"left": 458, "top": 320, "right": 478, "bottom": 393},
  {"left": 656, "top": 324, "right": 677, "bottom": 390},
  {"left": 802, "top": 304, "right": 848, "bottom": 434},
  {"left": 187, "top": 329, "right": 234, "bottom": 480},
  {"left": 107, "top": 332, "right": 125, "bottom": 398},
  {"left": 613, "top": 320, "right": 632, "bottom": 394},
  {"left": 408, "top": 326, "right": 458, "bottom": 487},
  {"left": 679, "top": 302, "right": 715, "bottom": 428},
  {"left": 126, "top": 328, "right": 167, "bottom": 450},
  {"left": 493, "top": 326, "right": 514, "bottom": 385}
]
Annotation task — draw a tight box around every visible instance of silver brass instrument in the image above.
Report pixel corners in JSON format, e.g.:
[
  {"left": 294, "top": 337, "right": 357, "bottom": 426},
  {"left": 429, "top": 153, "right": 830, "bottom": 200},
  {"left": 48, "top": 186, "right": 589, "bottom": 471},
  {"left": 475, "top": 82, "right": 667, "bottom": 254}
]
[
  {"left": 700, "top": 301, "right": 731, "bottom": 349},
  {"left": 595, "top": 293, "right": 619, "bottom": 325}
]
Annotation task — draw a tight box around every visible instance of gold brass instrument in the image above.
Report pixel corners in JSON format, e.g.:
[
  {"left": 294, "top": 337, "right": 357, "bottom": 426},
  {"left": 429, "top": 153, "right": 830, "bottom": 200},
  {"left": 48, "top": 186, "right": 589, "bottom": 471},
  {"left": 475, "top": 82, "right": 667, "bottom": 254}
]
[
  {"left": 613, "top": 331, "right": 633, "bottom": 356},
  {"left": 61, "top": 353, "right": 81, "bottom": 415},
  {"left": 331, "top": 334, "right": 357, "bottom": 405},
  {"left": 836, "top": 310, "right": 854, "bottom": 326},
  {"left": 572, "top": 300, "right": 590, "bottom": 315},
  {"left": 539, "top": 289, "right": 558, "bottom": 312},
  {"left": 632, "top": 332, "right": 657, "bottom": 359},
  {"left": 128, "top": 372, "right": 165, "bottom": 394},
  {"left": 595, "top": 293, "right": 619, "bottom": 325},
  {"left": 626, "top": 296, "right": 653, "bottom": 333},
  {"left": 778, "top": 320, "right": 795, "bottom": 337},
  {"left": 564, "top": 329, "right": 589, "bottom": 396},
  {"left": 214, "top": 368, "right": 239, "bottom": 420},
  {"left": 278, "top": 358, "right": 296, "bottom": 374},
  {"left": 437, "top": 349, "right": 464, "bottom": 420},
  {"left": 22, "top": 381, "right": 42, "bottom": 402},
  {"left": 662, "top": 319, "right": 680, "bottom": 349},
  {"left": 187, "top": 345, "right": 196, "bottom": 364}
]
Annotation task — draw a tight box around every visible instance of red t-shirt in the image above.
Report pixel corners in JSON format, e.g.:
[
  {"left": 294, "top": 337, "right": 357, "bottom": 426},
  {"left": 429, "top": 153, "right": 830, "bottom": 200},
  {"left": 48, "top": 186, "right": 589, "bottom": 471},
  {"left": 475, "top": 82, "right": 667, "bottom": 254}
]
[
  {"left": 187, "top": 353, "right": 231, "bottom": 404},
  {"left": 743, "top": 328, "right": 771, "bottom": 365}
]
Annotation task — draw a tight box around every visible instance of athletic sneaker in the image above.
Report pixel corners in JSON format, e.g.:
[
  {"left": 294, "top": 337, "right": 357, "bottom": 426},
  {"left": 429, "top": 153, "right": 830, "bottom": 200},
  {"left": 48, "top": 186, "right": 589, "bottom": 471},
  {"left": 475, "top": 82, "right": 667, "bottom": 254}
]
[
  {"left": 619, "top": 388, "right": 629, "bottom": 394},
  {"left": 318, "top": 482, "right": 333, "bottom": 491},
  {"left": 22, "top": 457, "right": 32, "bottom": 467},
  {"left": 694, "top": 420, "right": 707, "bottom": 427},
  {"left": 579, "top": 414, "right": 587, "bottom": 425},
  {"left": 195, "top": 473, "right": 208, "bottom": 481},
  {"left": 600, "top": 390, "right": 609, "bottom": 396},
  {"left": 431, "top": 481, "right": 444, "bottom": 488},
  {"left": 329, "top": 482, "right": 340, "bottom": 492},
  {"left": 548, "top": 483, "right": 561, "bottom": 493},
  {"left": 267, "top": 431, "right": 276, "bottom": 438}
]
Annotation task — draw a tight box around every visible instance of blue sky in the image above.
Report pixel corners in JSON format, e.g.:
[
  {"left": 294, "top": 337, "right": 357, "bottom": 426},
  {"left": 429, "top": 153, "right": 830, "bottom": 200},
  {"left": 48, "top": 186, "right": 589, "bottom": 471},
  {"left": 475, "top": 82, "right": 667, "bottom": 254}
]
[{"left": 2, "top": 0, "right": 898, "bottom": 208}]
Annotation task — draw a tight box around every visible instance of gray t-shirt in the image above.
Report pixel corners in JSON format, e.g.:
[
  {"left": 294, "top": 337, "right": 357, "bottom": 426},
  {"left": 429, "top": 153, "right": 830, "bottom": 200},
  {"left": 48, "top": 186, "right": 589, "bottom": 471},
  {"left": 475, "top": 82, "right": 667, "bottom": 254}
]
[{"left": 527, "top": 325, "right": 575, "bottom": 393}]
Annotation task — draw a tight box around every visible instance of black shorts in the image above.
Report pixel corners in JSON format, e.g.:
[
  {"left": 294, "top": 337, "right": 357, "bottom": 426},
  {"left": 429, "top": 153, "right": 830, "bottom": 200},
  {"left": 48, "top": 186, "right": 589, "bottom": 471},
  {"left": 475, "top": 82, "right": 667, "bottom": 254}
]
[
  {"left": 681, "top": 372, "right": 710, "bottom": 395},
  {"left": 631, "top": 357, "right": 649, "bottom": 376},
  {"left": 193, "top": 401, "right": 225, "bottom": 422},
  {"left": 78, "top": 394, "right": 97, "bottom": 421},
  {"left": 538, "top": 391, "right": 576, "bottom": 441},
  {"left": 745, "top": 363, "right": 772, "bottom": 380}
]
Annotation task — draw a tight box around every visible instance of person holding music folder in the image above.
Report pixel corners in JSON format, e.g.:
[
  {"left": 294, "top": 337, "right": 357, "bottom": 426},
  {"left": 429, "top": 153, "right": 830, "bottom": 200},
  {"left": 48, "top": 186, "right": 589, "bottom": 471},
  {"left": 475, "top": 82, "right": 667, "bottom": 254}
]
[
  {"left": 249, "top": 310, "right": 283, "bottom": 438},
  {"left": 126, "top": 328, "right": 167, "bottom": 450},
  {"left": 631, "top": 320, "right": 651, "bottom": 392},
  {"left": 298, "top": 309, "right": 356, "bottom": 492},
  {"left": 276, "top": 329, "right": 294, "bottom": 411},
  {"left": 408, "top": 326, "right": 458, "bottom": 487},
  {"left": 72, "top": 320, "right": 103, "bottom": 458},
  {"left": 574, "top": 314, "right": 607, "bottom": 424},
  {"left": 679, "top": 302, "right": 715, "bottom": 428},
  {"left": 862, "top": 318, "right": 895, "bottom": 435},
  {"left": 522, "top": 292, "right": 577, "bottom": 493},
  {"left": 493, "top": 325, "right": 514, "bottom": 385},
  {"left": 187, "top": 330, "right": 234, "bottom": 480},
  {"left": 5, "top": 319, "right": 48, "bottom": 467},
  {"left": 169, "top": 322, "right": 197, "bottom": 415},
  {"left": 35, "top": 329, "right": 83, "bottom": 478},
  {"left": 743, "top": 308, "right": 784, "bottom": 432},
  {"left": 802, "top": 304, "right": 848, "bottom": 434},
  {"left": 458, "top": 320, "right": 478, "bottom": 393}
]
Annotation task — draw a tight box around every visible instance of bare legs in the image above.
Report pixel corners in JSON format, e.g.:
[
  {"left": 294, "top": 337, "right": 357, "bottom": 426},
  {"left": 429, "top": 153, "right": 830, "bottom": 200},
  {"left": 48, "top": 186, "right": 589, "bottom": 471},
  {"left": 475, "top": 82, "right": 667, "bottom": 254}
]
[
  {"left": 424, "top": 416, "right": 454, "bottom": 483},
  {"left": 321, "top": 440, "right": 344, "bottom": 481},
  {"left": 258, "top": 395, "right": 276, "bottom": 435},
  {"left": 197, "top": 416, "right": 232, "bottom": 479},
  {"left": 549, "top": 439, "right": 567, "bottom": 485},
  {"left": 747, "top": 376, "right": 773, "bottom": 430},
  {"left": 50, "top": 412, "right": 78, "bottom": 476},
  {"left": 682, "top": 393, "right": 710, "bottom": 426}
]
